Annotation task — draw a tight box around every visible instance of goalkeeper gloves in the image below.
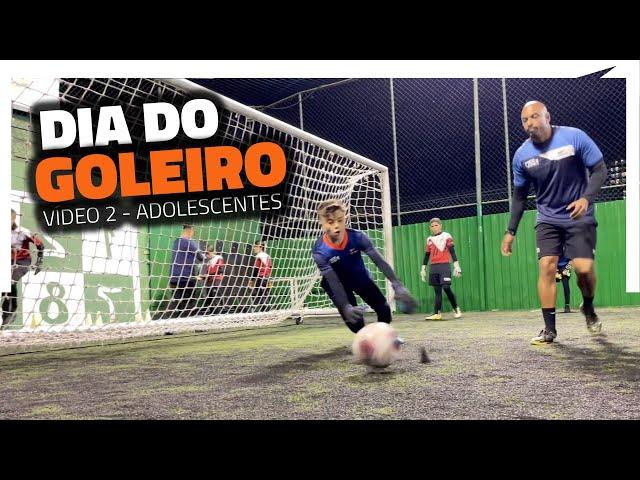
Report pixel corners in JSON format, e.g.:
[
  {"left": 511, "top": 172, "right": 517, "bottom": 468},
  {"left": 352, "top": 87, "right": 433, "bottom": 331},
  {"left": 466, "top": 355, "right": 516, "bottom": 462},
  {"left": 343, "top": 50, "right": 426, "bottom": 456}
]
[
  {"left": 392, "top": 281, "right": 417, "bottom": 314},
  {"left": 341, "top": 304, "right": 365, "bottom": 325},
  {"left": 453, "top": 261, "right": 462, "bottom": 277},
  {"left": 420, "top": 265, "right": 427, "bottom": 283}
]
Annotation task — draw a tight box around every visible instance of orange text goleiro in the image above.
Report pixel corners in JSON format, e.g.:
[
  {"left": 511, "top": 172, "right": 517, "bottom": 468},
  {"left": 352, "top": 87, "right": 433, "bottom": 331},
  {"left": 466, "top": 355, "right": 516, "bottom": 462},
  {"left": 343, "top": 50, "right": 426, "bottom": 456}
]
[{"left": 34, "top": 99, "right": 286, "bottom": 203}]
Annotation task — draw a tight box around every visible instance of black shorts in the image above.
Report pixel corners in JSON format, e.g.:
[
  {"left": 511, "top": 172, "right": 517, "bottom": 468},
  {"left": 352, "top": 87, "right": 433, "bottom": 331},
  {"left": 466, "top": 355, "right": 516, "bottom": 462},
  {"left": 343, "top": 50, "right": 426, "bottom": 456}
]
[
  {"left": 11, "top": 258, "right": 31, "bottom": 283},
  {"left": 535, "top": 222, "right": 597, "bottom": 260},
  {"left": 429, "top": 263, "right": 452, "bottom": 286},
  {"left": 320, "top": 276, "right": 391, "bottom": 323}
]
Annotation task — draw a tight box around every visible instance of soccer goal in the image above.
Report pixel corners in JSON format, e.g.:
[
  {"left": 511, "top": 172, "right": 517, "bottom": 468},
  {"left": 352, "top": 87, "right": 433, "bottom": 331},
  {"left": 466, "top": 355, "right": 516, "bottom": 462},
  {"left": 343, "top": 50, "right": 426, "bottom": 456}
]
[{"left": 5, "top": 78, "right": 393, "bottom": 347}]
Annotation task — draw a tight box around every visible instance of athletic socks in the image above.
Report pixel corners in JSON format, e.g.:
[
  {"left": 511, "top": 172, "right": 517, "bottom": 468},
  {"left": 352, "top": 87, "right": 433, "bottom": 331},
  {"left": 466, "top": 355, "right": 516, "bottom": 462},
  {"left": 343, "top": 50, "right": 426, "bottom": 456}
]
[
  {"left": 582, "top": 296, "right": 595, "bottom": 313},
  {"left": 542, "top": 307, "right": 557, "bottom": 332}
]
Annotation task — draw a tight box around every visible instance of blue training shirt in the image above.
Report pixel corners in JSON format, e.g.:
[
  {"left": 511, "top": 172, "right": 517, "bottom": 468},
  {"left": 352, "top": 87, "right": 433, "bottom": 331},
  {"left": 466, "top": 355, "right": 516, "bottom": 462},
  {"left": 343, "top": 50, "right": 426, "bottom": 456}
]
[
  {"left": 512, "top": 126, "right": 603, "bottom": 225},
  {"left": 312, "top": 229, "right": 375, "bottom": 288},
  {"left": 170, "top": 237, "right": 205, "bottom": 286}
]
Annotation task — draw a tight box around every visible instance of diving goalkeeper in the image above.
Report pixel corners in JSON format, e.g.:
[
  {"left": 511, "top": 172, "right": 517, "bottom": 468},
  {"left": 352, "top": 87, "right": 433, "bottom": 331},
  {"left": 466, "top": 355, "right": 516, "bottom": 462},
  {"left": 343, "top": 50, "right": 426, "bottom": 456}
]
[{"left": 312, "top": 199, "right": 416, "bottom": 334}]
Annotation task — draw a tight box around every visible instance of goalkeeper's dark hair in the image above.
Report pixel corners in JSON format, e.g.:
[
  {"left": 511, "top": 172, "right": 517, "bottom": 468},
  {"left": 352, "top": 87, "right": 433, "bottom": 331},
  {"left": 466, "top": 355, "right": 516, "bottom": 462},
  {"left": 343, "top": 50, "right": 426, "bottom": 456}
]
[{"left": 318, "top": 199, "right": 346, "bottom": 220}]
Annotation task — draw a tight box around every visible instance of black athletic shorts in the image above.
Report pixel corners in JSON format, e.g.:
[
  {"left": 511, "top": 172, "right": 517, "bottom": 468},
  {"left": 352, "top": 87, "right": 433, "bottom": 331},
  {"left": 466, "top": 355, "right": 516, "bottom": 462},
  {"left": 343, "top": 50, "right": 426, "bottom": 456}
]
[
  {"left": 429, "top": 263, "right": 452, "bottom": 286},
  {"left": 535, "top": 221, "right": 597, "bottom": 260}
]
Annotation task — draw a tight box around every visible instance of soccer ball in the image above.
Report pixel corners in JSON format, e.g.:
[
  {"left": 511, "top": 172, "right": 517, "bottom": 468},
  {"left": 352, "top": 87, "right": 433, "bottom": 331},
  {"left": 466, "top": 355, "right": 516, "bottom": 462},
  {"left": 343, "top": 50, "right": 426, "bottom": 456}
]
[{"left": 352, "top": 322, "right": 403, "bottom": 368}]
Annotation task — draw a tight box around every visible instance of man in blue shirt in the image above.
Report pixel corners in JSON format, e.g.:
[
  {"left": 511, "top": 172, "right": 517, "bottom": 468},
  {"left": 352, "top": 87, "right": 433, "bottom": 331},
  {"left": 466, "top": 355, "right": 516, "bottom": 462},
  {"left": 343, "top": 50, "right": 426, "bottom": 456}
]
[
  {"left": 312, "top": 199, "right": 416, "bottom": 335},
  {"left": 165, "top": 224, "right": 209, "bottom": 319},
  {"left": 501, "top": 101, "right": 607, "bottom": 345}
]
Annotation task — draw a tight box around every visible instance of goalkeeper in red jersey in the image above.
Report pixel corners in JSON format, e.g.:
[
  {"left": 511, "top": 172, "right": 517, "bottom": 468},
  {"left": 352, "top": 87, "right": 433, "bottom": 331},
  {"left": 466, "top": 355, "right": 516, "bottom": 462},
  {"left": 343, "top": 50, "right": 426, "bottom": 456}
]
[{"left": 420, "top": 218, "right": 462, "bottom": 321}]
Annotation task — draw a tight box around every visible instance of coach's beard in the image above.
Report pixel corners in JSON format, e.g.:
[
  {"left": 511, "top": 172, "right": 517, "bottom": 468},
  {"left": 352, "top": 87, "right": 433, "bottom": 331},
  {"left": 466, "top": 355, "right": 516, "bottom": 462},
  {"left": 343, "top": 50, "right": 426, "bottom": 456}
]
[{"left": 528, "top": 127, "right": 543, "bottom": 143}]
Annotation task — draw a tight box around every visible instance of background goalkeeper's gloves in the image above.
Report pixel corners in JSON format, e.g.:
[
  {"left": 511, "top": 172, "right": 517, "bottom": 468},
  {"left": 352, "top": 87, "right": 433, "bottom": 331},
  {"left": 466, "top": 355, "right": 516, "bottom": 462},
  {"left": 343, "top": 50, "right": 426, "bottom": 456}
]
[
  {"left": 453, "top": 261, "right": 462, "bottom": 277},
  {"left": 420, "top": 265, "right": 427, "bottom": 283}
]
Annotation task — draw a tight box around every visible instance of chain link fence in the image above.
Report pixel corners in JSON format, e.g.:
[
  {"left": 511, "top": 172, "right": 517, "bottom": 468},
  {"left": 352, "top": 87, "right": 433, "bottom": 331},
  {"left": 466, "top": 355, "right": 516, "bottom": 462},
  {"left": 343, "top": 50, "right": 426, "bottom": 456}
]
[{"left": 208, "top": 75, "right": 626, "bottom": 225}]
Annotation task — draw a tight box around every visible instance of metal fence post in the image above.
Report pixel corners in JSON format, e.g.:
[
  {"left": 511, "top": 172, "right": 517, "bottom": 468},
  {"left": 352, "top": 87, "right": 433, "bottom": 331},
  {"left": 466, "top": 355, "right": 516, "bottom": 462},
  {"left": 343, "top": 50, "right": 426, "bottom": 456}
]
[
  {"left": 502, "top": 78, "right": 512, "bottom": 209},
  {"left": 390, "top": 78, "right": 402, "bottom": 226},
  {"left": 473, "top": 78, "right": 487, "bottom": 310}
]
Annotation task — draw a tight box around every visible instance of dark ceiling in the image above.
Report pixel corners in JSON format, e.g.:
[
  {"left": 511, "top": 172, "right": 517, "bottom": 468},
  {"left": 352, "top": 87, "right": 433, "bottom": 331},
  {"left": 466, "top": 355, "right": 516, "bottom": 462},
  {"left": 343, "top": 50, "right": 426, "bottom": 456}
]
[{"left": 190, "top": 78, "right": 346, "bottom": 107}]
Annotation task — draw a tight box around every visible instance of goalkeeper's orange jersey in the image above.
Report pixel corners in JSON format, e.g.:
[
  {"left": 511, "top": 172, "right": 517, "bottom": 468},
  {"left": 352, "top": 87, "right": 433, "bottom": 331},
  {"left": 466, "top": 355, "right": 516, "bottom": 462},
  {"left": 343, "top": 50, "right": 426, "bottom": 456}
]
[
  {"left": 425, "top": 232, "right": 454, "bottom": 265},
  {"left": 255, "top": 251, "right": 272, "bottom": 277}
]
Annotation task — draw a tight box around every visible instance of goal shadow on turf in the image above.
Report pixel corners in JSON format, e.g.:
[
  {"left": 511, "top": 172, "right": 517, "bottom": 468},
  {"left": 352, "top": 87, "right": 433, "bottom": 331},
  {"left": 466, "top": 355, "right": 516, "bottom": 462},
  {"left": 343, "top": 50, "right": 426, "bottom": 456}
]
[
  {"left": 240, "top": 345, "right": 408, "bottom": 384},
  {"left": 553, "top": 334, "right": 640, "bottom": 383},
  {"left": 345, "top": 368, "right": 405, "bottom": 384},
  {"left": 239, "top": 346, "right": 351, "bottom": 384}
]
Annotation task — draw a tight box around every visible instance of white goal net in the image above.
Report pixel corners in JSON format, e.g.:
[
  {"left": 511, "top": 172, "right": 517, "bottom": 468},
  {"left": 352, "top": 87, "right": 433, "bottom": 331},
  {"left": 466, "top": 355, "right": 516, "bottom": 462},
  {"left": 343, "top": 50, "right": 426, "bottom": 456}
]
[{"left": 4, "top": 78, "right": 392, "bottom": 347}]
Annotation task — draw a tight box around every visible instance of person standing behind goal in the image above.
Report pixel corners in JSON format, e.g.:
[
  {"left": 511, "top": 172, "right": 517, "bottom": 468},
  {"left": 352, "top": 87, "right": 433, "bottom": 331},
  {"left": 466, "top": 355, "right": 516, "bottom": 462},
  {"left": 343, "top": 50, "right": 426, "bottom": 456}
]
[
  {"left": 200, "top": 243, "right": 225, "bottom": 315},
  {"left": 163, "top": 224, "right": 209, "bottom": 319},
  {"left": 3, "top": 209, "right": 44, "bottom": 328},
  {"left": 420, "top": 217, "right": 462, "bottom": 320},
  {"left": 251, "top": 241, "right": 272, "bottom": 311}
]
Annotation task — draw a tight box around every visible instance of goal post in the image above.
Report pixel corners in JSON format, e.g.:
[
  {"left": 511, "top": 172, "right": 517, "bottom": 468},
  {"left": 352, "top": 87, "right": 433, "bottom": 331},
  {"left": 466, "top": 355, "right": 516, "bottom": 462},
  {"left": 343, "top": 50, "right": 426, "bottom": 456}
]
[{"left": 4, "top": 77, "right": 394, "bottom": 346}]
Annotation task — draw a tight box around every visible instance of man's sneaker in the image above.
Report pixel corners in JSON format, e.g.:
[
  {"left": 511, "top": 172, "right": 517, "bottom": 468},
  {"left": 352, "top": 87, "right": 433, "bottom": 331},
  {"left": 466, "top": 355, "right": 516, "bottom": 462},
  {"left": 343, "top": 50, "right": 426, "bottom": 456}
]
[
  {"left": 563, "top": 304, "right": 571, "bottom": 313},
  {"left": 531, "top": 329, "right": 557, "bottom": 345},
  {"left": 425, "top": 313, "right": 443, "bottom": 321},
  {"left": 453, "top": 307, "right": 462, "bottom": 319},
  {"left": 581, "top": 306, "right": 602, "bottom": 333}
]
